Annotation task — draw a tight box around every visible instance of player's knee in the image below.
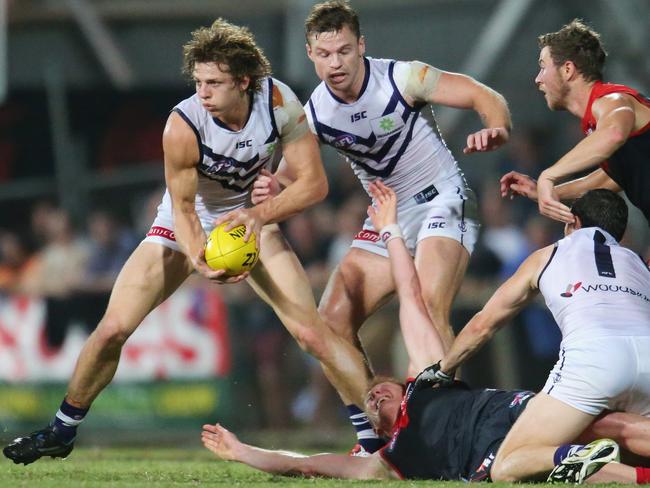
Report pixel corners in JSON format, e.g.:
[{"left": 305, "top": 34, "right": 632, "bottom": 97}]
[
  {"left": 421, "top": 289, "right": 447, "bottom": 315},
  {"left": 94, "top": 314, "right": 132, "bottom": 349},
  {"left": 489, "top": 459, "right": 518, "bottom": 483},
  {"left": 318, "top": 311, "right": 354, "bottom": 343},
  {"left": 293, "top": 326, "right": 328, "bottom": 359}
]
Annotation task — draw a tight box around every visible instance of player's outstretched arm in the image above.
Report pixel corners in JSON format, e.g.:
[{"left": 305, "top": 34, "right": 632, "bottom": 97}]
[
  {"left": 537, "top": 93, "right": 635, "bottom": 223},
  {"left": 395, "top": 61, "right": 510, "bottom": 153},
  {"left": 425, "top": 69, "right": 511, "bottom": 153},
  {"left": 367, "top": 181, "right": 446, "bottom": 375},
  {"left": 201, "top": 423, "right": 394, "bottom": 480},
  {"left": 439, "top": 246, "right": 551, "bottom": 376},
  {"left": 500, "top": 168, "right": 621, "bottom": 205}
]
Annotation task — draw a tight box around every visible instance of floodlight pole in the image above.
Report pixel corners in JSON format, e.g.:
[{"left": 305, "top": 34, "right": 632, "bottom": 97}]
[{"left": 0, "top": 0, "right": 7, "bottom": 104}]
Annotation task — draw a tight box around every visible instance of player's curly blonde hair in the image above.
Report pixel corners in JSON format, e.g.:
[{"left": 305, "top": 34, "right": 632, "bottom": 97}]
[{"left": 183, "top": 18, "right": 272, "bottom": 92}]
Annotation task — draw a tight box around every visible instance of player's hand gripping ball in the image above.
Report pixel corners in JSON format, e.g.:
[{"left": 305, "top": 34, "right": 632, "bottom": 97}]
[{"left": 204, "top": 223, "right": 259, "bottom": 276}]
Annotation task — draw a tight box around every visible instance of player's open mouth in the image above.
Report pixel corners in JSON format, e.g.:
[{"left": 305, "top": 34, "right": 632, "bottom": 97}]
[
  {"left": 330, "top": 73, "right": 346, "bottom": 83},
  {"left": 376, "top": 397, "right": 386, "bottom": 411}
]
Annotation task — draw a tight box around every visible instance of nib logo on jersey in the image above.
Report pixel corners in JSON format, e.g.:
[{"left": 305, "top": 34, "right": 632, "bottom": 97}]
[{"left": 560, "top": 280, "right": 650, "bottom": 303}]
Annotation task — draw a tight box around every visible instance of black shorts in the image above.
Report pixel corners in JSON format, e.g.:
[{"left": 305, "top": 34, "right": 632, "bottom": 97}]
[{"left": 467, "top": 390, "right": 534, "bottom": 481}]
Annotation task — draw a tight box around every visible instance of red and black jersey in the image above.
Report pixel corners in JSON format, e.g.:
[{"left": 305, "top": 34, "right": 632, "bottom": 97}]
[
  {"left": 379, "top": 380, "right": 533, "bottom": 481},
  {"left": 581, "top": 81, "right": 650, "bottom": 224}
]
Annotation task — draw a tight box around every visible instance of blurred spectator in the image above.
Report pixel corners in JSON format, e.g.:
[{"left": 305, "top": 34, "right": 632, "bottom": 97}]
[
  {"left": 0, "top": 231, "right": 37, "bottom": 293},
  {"left": 479, "top": 181, "right": 528, "bottom": 274},
  {"left": 497, "top": 128, "right": 549, "bottom": 222},
  {"left": 28, "top": 200, "right": 57, "bottom": 252},
  {"left": 322, "top": 153, "right": 361, "bottom": 206},
  {"left": 282, "top": 210, "right": 331, "bottom": 291},
  {"left": 498, "top": 127, "right": 548, "bottom": 178},
  {"left": 82, "top": 209, "right": 138, "bottom": 293},
  {"left": 327, "top": 194, "right": 369, "bottom": 269},
  {"left": 133, "top": 186, "right": 166, "bottom": 238},
  {"left": 21, "top": 207, "right": 90, "bottom": 349}
]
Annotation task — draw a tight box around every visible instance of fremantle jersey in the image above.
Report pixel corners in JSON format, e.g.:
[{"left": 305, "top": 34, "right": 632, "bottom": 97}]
[
  {"left": 167, "top": 77, "right": 283, "bottom": 217},
  {"left": 538, "top": 227, "right": 650, "bottom": 346},
  {"left": 582, "top": 81, "right": 650, "bottom": 223},
  {"left": 380, "top": 380, "right": 532, "bottom": 481},
  {"left": 306, "top": 57, "right": 466, "bottom": 203}
]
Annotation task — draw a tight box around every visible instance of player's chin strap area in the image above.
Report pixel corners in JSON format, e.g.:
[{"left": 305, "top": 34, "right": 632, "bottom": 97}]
[{"left": 413, "top": 361, "right": 454, "bottom": 390}]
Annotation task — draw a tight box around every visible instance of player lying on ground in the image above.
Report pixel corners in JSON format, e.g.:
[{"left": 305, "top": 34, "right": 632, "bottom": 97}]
[
  {"left": 420, "top": 188, "right": 650, "bottom": 483},
  {"left": 203, "top": 181, "right": 650, "bottom": 483}
]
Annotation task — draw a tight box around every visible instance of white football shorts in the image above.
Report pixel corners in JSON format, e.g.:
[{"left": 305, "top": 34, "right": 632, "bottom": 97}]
[
  {"left": 543, "top": 336, "right": 650, "bottom": 417},
  {"left": 142, "top": 190, "right": 227, "bottom": 253},
  {"left": 351, "top": 181, "right": 480, "bottom": 257}
]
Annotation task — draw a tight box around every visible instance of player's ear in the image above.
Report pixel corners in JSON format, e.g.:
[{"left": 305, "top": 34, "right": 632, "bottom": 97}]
[
  {"left": 565, "top": 214, "right": 580, "bottom": 236},
  {"left": 238, "top": 76, "right": 251, "bottom": 93},
  {"left": 562, "top": 60, "right": 577, "bottom": 81},
  {"left": 358, "top": 35, "right": 366, "bottom": 56},
  {"left": 573, "top": 215, "right": 582, "bottom": 230}
]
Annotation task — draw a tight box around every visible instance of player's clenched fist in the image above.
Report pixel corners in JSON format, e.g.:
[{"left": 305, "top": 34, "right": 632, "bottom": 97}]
[{"left": 251, "top": 169, "right": 281, "bottom": 205}]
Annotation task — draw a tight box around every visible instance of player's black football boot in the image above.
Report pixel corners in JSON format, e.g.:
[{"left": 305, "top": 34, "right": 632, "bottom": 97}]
[
  {"left": 3, "top": 425, "right": 74, "bottom": 465},
  {"left": 547, "top": 438, "right": 619, "bottom": 484}
]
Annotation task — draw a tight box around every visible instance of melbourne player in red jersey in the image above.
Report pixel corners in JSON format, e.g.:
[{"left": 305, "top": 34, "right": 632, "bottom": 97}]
[{"left": 501, "top": 19, "right": 650, "bottom": 227}]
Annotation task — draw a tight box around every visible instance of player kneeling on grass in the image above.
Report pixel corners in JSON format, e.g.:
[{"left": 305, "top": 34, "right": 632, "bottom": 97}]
[
  {"left": 202, "top": 181, "right": 650, "bottom": 483},
  {"left": 430, "top": 188, "right": 650, "bottom": 484}
]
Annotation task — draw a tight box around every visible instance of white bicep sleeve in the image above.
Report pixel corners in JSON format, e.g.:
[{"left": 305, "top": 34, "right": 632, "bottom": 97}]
[
  {"left": 272, "top": 80, "right": 309, "bottom": 145},
  {"left": 393, "top": 60, "right": 442, "bottom": 104}
]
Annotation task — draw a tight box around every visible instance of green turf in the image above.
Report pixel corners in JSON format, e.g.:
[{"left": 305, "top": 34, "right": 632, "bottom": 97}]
[{"left": 0, "top": 447, "right": 618, "bottom": 487}]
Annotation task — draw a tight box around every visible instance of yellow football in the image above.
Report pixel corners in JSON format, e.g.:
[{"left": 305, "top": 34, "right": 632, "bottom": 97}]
[{"left": 204, "top": 223, "right": 259, "bottom": 276}]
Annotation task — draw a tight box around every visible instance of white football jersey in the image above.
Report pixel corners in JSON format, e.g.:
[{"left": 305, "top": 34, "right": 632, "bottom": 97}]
[
  {"left": 306, "top": 57, "right": 466, "bottom": 203},
  {"left": 539, "top": 227, "right": 650, "bottom": 345},
  {"left": 163, "top": 77, "right": 283, "bottom": 218}
]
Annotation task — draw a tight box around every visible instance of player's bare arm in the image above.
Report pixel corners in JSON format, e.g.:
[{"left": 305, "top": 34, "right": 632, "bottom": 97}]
[
  {"left": 202, "top": 423, "right": 395, "bottom": 480},
  {"left": 500, "top": 168, "right": 620, "bottom": 201},
  {"left": 163, "top": 112, "right": 245, "bottom": 283},
  {"left": 367, "top": 181, "right": 447, "bottom": 375},
  {"left": 216, "top": 84, "right": 327, "bottom": 241},
  {"left": 250, "top": 160, "right": 295, "bottom": 205},
  {"left": 400, "top": 61, "right": 511, "bottom": 153},
  {"left": 537, "top": 93, "right": 637, "bottom": 223},
  {"left": 439, "top": 246, "right": 553, "bottom": 376}
]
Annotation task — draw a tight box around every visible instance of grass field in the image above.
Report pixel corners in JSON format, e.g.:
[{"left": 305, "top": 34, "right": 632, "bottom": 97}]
[
  {"left": 0, "top": 447, "right": 620, "bottom": 487},
  {"left": 0, "top": 447, "right": 412, "bottom": 487}
]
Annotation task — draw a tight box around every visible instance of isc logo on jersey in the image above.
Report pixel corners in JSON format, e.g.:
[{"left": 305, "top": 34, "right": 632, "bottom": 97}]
[{"left": 235, "top": 140, "right": 253, "bottom": 149}]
